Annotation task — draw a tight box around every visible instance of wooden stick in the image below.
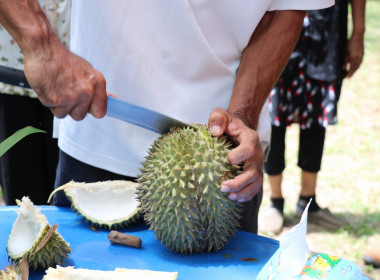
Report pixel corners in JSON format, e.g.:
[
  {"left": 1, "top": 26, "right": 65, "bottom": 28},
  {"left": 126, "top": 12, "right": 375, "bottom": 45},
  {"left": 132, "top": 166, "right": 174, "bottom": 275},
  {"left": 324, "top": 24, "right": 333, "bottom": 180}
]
[{"left": 108, "top": 231, "right": 142, "bottom": 249}]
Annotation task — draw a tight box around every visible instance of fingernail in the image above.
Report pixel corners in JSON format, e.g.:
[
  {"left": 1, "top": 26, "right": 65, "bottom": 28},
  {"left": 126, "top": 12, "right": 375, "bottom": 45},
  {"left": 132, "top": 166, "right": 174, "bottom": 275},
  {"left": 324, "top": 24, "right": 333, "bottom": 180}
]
[
  {"left": 229, "top": 193, "right": 237, "bottom": 200},
  {"left": 220, "top": 184, "right": 229, "bottom": 192},
  {"left": 210, "top": 125, "right": 221, "bottom": 136}
]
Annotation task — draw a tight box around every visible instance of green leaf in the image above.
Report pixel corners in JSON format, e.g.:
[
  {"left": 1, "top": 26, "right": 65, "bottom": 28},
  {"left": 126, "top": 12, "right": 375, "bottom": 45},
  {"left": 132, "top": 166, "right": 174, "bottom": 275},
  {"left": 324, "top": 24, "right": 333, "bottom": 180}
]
[{"left": 0, "top": 126, "right": 46, "bottom": 157}]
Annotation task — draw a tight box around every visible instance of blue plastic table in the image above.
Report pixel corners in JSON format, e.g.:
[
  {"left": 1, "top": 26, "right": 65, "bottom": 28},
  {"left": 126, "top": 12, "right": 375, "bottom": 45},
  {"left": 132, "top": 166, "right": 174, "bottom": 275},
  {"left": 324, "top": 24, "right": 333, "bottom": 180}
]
[{"left": 0, "top": 206, "right": 278, "bottom": 279}]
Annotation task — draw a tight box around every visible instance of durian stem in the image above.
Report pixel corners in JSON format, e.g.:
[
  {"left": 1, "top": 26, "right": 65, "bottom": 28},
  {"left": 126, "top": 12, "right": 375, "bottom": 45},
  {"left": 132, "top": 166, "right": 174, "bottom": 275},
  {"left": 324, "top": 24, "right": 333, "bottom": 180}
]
[
  {"left": 108, "top": 231, "right": 142, "bottom": 249},
  {"left": 108, "top": 230, "right": 142, "bottom": 248}
]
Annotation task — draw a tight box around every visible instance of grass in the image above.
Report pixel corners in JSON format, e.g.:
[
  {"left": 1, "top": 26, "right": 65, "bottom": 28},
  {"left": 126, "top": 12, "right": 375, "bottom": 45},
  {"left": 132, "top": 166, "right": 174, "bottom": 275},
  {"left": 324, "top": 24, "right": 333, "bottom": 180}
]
[{"left": 260, "top": 1, "right": 380, "bottom": 279}]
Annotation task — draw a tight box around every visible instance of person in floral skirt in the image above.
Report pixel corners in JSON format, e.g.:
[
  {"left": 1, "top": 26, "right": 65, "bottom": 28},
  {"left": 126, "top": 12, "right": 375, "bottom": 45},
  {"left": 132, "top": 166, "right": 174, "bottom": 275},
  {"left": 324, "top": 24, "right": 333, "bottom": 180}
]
[{"left": 259, "top": 0, "right": 366, "bottom": 234}]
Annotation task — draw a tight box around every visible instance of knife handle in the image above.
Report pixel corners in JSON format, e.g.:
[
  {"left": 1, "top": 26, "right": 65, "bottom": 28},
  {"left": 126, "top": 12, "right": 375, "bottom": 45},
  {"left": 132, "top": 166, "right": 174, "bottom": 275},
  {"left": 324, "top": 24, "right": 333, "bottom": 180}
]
[{"left": 0, "top": 65, "right": 31, "bottom": 89}]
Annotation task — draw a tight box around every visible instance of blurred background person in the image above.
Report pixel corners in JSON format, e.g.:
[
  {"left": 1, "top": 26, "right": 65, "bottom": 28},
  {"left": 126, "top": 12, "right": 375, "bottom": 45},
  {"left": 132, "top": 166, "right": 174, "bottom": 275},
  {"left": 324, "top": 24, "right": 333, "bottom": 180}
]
[
  {"left": 259, "top": 0, "right": 366, "bottom": 234},
  {"left": 0, "top": 0, "right": 71, "bottom": 205}
]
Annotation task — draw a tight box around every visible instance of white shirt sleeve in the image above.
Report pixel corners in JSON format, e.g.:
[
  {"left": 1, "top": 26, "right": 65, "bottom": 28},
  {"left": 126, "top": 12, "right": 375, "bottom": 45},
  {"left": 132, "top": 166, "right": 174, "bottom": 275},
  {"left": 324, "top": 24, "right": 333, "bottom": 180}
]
[{"left": 268, "top": 0, "right": 335, "bottom": 11}]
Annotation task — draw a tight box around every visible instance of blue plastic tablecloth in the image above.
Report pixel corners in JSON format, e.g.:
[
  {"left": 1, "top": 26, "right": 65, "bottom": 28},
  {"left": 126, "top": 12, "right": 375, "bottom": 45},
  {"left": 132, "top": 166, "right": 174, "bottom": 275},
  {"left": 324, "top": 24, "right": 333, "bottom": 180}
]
[{"left": 0, "top": 206, "right": 278, "bottom": 279}]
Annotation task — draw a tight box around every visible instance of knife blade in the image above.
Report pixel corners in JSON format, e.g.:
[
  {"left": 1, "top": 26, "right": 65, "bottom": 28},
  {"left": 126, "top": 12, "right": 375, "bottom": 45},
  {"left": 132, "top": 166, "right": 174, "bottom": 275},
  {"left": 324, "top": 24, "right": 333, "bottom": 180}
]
[
  {"left": 0, "top": 65, "right": 193, "bottom": 134},
  {"left": 106, "top": 96, "right": 194, "bottom": 134}
]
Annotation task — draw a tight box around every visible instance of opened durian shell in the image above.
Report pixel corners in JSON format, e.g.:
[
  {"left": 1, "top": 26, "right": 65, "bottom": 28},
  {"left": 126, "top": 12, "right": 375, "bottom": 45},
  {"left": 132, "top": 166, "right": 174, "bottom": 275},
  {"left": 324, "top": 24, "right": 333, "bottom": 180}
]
[
  {"left": 7, "top": 197, "right": 71, "bottom": 270},
  {"left": 48, "top": 180, "right": 141, "bottom": 229},
  {"left": 43, "top": 266, "right": 178, "bottom": 280}
]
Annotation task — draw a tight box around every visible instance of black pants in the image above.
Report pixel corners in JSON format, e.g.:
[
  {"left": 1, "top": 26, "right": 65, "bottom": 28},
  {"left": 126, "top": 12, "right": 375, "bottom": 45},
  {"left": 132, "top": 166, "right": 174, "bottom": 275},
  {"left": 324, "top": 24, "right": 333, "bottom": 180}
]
[
  {"left": 0, "top": 94, "right": 58, "bottom": 205},
  {"left": 264, "top": 125, "right": 326, "bottom": 175},
  {"left": 54, "top": 150, "right": 263, "bottom": 234}
]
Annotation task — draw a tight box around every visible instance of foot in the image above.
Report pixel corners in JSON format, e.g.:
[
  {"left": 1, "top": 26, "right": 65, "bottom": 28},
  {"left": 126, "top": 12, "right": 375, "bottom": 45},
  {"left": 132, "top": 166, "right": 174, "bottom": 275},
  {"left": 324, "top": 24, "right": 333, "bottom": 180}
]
[
  {"left": 259, "top": 206, "right": 284, "bottom": 235},
  {"left": 363, "top": 247, "right": 380, "bottom": 268},
  {"left": 296, "top": 197, "right": 349, "bottom": 230},
  {"left": 297, "top": 207, "right": 349, "bottom": 230}
]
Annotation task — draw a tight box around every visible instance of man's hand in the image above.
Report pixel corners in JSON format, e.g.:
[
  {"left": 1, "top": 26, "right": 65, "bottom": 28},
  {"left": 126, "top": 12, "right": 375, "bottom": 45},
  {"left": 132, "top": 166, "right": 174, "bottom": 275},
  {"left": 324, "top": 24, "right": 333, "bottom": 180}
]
[
  {"left": 208, "top": 108, "right": 263, "bottom": 203},
  {"left": 0, "top": 0, "right": 108, "bottom": 121},
  {"left": 211, "top": 10, "right": 305, "bottom": 203},
  {"left": 24, "top": 43, "right": 107, "bottom": 120}
]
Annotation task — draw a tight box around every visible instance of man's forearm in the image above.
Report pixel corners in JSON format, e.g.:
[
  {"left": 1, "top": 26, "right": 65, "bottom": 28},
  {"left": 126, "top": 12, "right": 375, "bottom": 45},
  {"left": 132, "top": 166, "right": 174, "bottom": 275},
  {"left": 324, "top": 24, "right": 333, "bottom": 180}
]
[
  {"left": 0, "top": 0, "right": 59, "bottom": 57},
  {"left": 0, "top": 0, "right": 108, "bottom": 120},
  {"left": 228, "top": 10, "right": 306, "bottom": 130}
]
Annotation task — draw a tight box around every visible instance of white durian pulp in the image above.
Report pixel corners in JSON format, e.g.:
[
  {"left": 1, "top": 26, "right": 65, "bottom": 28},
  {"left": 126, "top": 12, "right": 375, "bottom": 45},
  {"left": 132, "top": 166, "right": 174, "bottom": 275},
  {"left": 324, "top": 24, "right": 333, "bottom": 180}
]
[
  {"left": 48, "top": 180, "right": 140, "bottom": 228},
  {"left": 43, "top": 266, "right": 178, "bottom": 280},
  {"left": 7, "top": 197, "right": 49, "bottom": 258}
]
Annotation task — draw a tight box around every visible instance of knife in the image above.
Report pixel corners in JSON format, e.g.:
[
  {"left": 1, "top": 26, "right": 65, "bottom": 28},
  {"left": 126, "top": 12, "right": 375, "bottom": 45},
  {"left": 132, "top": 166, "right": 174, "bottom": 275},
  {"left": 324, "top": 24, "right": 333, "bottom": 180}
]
[
  {"left": 0, "top": 65, "right": 193, "bottom": 134},
  {"left": 106, "top": 96, "right": 193, "bottom": 134},
  {"left": 0, "top": 65, "right": 31, "bottom": 88}
]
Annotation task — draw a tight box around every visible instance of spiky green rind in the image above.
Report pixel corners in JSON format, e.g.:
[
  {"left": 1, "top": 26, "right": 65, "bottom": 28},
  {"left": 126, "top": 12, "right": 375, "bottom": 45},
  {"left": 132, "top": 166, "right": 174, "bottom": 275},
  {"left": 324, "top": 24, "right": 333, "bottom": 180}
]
[
  {"left": 71, "top": 206, "right": 141, "bottom": 230},
  {"left": 8, "top": 225, "right": 71, "bottom": 270},
  {"left": 138, "top": 124, "right": 242, "bottom": 253}
]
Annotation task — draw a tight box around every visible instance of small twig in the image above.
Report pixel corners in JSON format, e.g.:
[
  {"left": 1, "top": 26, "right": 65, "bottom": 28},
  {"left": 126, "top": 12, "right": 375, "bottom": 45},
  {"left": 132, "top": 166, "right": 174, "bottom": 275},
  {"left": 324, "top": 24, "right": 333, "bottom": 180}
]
[
  {"left": 31, "top": 224, "right": 58, "bottom": 256},
  {"left": 108, "top": 231, "right": 142, "bottom": 249},
  {"left": 89, "top": 225, "right": 98, "bottom": 232}
]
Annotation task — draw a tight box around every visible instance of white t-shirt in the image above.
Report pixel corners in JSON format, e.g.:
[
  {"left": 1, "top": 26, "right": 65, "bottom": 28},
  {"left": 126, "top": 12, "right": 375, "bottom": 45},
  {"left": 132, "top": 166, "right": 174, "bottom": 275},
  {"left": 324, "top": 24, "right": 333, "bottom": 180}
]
[{"left": 56, "top": 0, "right": 334, "bottom": 177}]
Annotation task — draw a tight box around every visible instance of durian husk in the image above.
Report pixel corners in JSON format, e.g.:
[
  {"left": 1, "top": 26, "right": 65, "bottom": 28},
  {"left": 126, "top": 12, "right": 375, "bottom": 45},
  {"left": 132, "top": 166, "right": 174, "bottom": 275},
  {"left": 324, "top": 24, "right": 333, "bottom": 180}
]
[
  {"left": 42, "top": 266, "right": 178, "bottom": 280},
  {"left": 7, "top": 197, "right": 71, "bottom": 270},
  {"left": 48, "top": 180, "right": 140, "bottom": 229},
  {"left": 0, "top": 260, "right": 28, "bottom": 280},
  {"left": 138, "top": 124, "right": 242, "bottom": 253},
  {"left": 0, "top": 265, "right": 21, "bottom": 280}
]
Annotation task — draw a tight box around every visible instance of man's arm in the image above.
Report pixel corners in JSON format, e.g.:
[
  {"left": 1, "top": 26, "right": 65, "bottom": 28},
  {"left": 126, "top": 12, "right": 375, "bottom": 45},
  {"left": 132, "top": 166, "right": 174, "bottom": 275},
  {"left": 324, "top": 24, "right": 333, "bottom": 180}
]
[
  {"left": 209, "top": 10, "right": 305, "bottom": 202},
  {"left": 0, "top": 0, "right": 107, "bottom": 120}
]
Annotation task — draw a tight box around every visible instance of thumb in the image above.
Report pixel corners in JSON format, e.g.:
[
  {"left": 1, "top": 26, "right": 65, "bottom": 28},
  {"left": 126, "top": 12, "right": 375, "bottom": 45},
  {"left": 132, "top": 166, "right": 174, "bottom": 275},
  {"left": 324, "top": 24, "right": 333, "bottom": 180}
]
[{"left": 208, "top": 108, "right": 229, "bottom": 137}]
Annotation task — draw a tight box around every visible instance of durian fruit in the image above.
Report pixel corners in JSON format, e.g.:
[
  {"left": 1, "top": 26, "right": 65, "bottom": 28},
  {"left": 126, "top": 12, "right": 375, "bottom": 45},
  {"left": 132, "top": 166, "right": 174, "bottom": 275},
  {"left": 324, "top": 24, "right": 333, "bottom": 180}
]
[
  {"left": 43, "top": 266, "right": 178, "bottom": 280},
  {"left": 0, "top": 265, "right": 21, "bottom": 280},
  {"left": 7, "top": 197, "right": 71, "bottom": 270},
  {"left": 48, "top": 180, "right": 140, "bottom": 229},
  {"left": 137, "top": 124, "right": 242, "bottom": 253}
]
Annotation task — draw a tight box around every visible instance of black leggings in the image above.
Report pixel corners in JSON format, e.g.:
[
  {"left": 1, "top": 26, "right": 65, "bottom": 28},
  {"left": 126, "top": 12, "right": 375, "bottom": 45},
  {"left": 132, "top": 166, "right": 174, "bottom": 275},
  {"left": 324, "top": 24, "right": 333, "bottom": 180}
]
[{"left": 264, "top": 125, "right": 326, "bottom": 175}]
